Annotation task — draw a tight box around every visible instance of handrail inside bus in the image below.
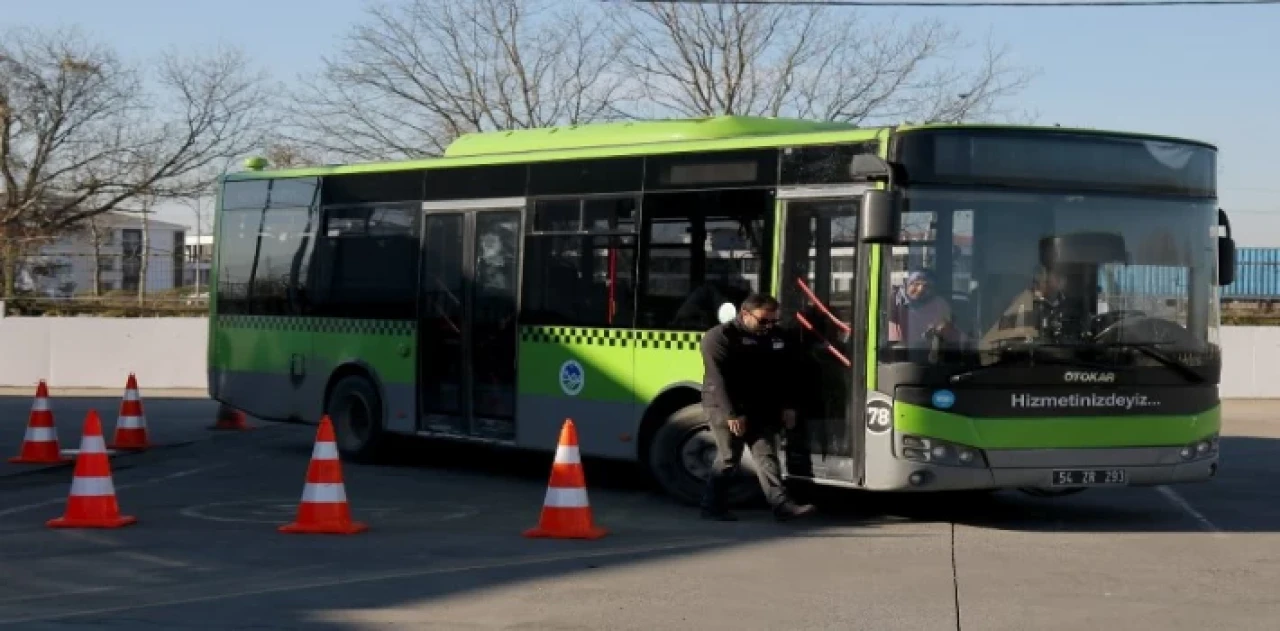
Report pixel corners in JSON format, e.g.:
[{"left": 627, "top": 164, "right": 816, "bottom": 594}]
[
  {"left": 795, "top": 277, "right": 851, "bottom": 334},
  {"left": 795, "top": 312, "right": 851, "bottom": 368}
]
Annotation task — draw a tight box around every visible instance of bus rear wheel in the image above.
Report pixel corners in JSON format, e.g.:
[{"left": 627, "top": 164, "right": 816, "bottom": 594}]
[
  {"left": 326, "top": 374, "right": 386, "bottom": 463},
  {"left": 647, "top": 404, "right": 763, "bottom": 507}
]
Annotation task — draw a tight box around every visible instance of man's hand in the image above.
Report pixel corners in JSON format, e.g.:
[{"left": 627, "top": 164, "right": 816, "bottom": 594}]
[
  {"left": 782, "top": 409, "right": 797, "bottom": 430},
  {"left": 727, "top": 417, "right": 746, "bottom": 436}
]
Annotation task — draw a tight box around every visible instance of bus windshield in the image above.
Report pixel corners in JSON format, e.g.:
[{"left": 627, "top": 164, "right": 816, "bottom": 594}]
[{"left": 880, "top": 186, "right": 1221, "bottom": 376}]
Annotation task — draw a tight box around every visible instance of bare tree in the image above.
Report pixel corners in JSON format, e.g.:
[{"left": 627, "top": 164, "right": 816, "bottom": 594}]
[
  {"left": 280, "top": 0, "right": 632, "bottom": 162},
  {"left": 611, "top": 2, "right": 1036, "bottom": 125},
  {"left": 0, "top": 26, "right": 273, "bottom": 296}
]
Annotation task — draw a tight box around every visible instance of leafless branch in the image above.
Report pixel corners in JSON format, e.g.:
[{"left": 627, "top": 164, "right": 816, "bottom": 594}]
[
  {"left": 611, "top": 2, "right": 1037, "bottom": 125},
  {"left": 0, "top": 25, "right": 273, "bottom": 259},
  {"left": 279, "top": 0, "right": 634, "bottom": 163}
]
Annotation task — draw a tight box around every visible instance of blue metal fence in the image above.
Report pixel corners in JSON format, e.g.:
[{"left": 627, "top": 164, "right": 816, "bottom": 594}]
[
  {"left": 1092, "top": 248, "right": 1280, "bottom": 301},
  {"left": 1225, "top": 248, "right": 1280, "bottom": 300}
]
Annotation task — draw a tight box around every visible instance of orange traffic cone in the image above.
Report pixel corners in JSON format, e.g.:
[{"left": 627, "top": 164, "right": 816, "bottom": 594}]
[
  {"left": 279, "top": 416, "right": 367, "bottom": 535},
  {"left": 9, "top": 381, "right": 72, "bottom": 464},
  {"left": 111, "top": 373, "right": 150, "bottom": 450},
  {"left": 47, "top": 410, "right": 137, "bottom": 529},
  {"left": 523, "top": 419, "right": 607, "bottom": 540},
  {"left": 209, "top": 402, "right": 253, "bottom": 431}
]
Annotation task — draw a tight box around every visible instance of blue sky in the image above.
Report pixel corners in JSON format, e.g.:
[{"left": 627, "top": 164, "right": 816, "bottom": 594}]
[{"left": 5, "top": 0, "right": 1279, "bottom": 244}]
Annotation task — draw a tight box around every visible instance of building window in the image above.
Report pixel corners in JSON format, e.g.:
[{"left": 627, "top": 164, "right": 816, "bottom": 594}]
[
  {"left": 172, "top": 230, "right": 186, "bottom": 289},
  {"left": 520, "top": 197, "right": 638, "bottom": 328},
  {"left": 121, "top": 229, "right": 142, "bottom": 291}
]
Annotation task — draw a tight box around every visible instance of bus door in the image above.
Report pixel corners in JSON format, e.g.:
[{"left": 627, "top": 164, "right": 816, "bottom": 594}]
[
  {"left": 775, "top": 185, "right": 868, "bottom": 484},
  {"left": 418, "top": 198, "right": 526, "bottom": 442}
]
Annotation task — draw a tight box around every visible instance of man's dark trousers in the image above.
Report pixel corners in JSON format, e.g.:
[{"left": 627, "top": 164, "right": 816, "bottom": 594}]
[{"left": 700, "top": 407, "right": 788, "bottom": 513}]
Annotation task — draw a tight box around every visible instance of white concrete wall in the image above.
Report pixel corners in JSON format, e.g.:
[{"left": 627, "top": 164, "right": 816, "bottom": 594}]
[
  {"left": 0, "top": 313, "right": 1278, "bottom": 397},
  {"left": 0, "top": 314, "right": 207, "bottom": 390}
]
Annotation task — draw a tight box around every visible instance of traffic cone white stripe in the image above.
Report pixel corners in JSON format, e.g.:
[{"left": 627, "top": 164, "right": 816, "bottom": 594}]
[
  {"left": 300, "top": 482, "right": 348, "bottom": 503},
  {"left": 553, "top": 444, "right": 581, "bottom": 465},
  {"left": 70, "top": 476, "right": 117, "bottom": 497},
  {"left": 544, "top": 487, "right": 590, "bottom": 508},
  {"left": 312, "top": 441, "right": 339, "bottom": 460},
  {"left": 117, "top": 416, "right": 144, "bottom": 429},
  {"left": 32, "top": 399, "right": 50, "bottom": 412},
  {"left": 24, "top": 427, "right": 57, "bottom": 442},
  {"left": 123, "top": 389, "right": 140, "bottom": 402},
  {"left": 80, "top": 435, "right": 107, "bottom": 454}
]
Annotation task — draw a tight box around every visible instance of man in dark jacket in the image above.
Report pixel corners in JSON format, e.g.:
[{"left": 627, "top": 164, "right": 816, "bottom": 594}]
[{"left": 699, "top": 292, "right": 817, "bottom": 522}]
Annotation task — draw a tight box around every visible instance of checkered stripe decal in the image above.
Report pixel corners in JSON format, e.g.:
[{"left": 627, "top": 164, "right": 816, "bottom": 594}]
[
  {"left": 520, "top": 326, "right": 702, "bottom": 351},
  {"left": 215, "top": 315, "right": 415, "bottom": 336}
]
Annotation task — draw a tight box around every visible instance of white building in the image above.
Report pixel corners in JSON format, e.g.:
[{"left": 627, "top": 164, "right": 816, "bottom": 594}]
[
  {"left": 183, "top": 234, "right": 214, "bottom": 295},
  {"left": 17, "top": 212, "right": 191, "bottom": 297}
]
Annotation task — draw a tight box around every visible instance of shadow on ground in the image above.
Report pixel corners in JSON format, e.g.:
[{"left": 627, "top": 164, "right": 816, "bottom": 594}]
[{"left": 3, "top": 398, "right": 1277, "bottom": 630}]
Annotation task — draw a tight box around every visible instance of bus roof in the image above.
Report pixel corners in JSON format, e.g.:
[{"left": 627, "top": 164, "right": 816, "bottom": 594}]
[{"left": 226, "top": 116, "right": 1215, "bottom": 181}]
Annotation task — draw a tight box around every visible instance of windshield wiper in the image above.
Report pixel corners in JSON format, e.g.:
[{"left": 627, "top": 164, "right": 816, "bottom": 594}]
[
  {"left": 1098, "top": 342, "right": 1207, "bottom": 384},
  {"left": 949, "top": 347, "right": 1122, "bottom": 384}
]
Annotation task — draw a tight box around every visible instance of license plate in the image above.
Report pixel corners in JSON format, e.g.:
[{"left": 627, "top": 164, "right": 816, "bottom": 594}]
[{"left": 1050, "top": 469, "right": 1127, "bottom": 486}]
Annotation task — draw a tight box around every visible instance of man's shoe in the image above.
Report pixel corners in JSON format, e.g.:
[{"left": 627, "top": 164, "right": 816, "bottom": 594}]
[
  {"left": 701, "top": 508, "right": 739, "bottom": 521},
  {"left": 773, "top": 501, "right": 817, "bottom": 522}
]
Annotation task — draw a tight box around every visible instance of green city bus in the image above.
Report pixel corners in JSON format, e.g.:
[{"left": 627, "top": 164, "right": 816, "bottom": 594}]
[{"left": 208, "top": 116, "right": 1234, "bottom": 505}]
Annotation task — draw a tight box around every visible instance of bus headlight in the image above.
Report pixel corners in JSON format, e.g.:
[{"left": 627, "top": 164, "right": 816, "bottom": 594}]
[
  {"left": 900, "top": 434, "right": 986, "bottom": 468},
  {"left": 1179, "top": 433, "right": 1219, "bottom": 461}
]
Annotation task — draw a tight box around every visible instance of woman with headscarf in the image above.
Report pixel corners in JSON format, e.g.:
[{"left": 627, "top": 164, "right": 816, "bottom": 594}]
[{"left": 887, "top": 269, "right": 960, "bottom": 347}]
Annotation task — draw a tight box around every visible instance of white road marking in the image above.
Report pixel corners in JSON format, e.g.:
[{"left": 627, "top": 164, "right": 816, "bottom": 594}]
[
  {"left": 1156, "top": 485, "right": 1225, "bottom": 537},
  {"left": 0, "top": 538, "right": 726, "bottom": 626},
  {"left": 0, "top": 463, "right": 230, "bottom": 518},
  {"left": 0, "top": 587, "right": 116, "bottom": 605}
]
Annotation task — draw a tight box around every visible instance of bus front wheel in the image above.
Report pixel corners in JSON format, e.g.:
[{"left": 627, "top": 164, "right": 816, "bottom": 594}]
[
  {"left": 325, "top": 374, "right": 386, "bottom": 463},
  {"left": 647, "top": 404, "right": 763, "bottom": 507}
]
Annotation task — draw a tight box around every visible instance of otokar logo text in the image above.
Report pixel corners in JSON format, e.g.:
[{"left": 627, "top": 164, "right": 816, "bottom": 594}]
[{"left": 1063, "top": 371, "right": 1116, "bottom": 384}]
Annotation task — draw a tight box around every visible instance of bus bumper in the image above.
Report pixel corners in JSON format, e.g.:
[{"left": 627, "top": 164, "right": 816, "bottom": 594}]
[{"left": 865, "top": 445, "right": 1219, "bottom": 492}]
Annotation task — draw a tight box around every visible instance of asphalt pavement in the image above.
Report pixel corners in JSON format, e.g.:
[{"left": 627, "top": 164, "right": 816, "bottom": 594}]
[{"left": 0, "top": 391, "right": 1277, "bottom": 630}]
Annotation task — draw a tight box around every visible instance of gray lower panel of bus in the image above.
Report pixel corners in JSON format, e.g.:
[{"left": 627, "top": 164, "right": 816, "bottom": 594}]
[
  {"left": 209, "top": 369, "right": 417, "bottom": 435},
  {"left": 212, "top": 369, "right": 641, "bottom": 461}
]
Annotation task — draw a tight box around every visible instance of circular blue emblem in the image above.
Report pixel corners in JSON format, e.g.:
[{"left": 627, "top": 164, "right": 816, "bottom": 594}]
[
  {"left": 931, "top": 389, "right": 956, "bottom": 409},
  {"left": 559, "top": 359, "right": 585, "bottom": 396}
]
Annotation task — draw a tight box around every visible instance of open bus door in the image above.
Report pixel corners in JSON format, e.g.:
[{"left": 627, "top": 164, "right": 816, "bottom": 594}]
[{"left": 775, "top": 185, "right": 870, "bottom": 485}]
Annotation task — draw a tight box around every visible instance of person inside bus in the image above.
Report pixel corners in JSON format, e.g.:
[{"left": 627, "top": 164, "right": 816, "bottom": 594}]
[
  {"left": 887, "top": 269, "right": 962, "bottom": 347},
  {"left": 699, "top": 292, "right": 817, "bottom": 523},
  {"left": 981, "top": 264, "right": 1087, "bottom": 346}
]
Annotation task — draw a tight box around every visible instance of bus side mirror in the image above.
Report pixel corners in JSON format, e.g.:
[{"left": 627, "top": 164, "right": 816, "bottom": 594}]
[
  {"left": 860, "top": 189, "right": 901, "bottom": 244},
  {"left": 1218, "top": 209, "right": 1236, "bottom": 286},
  {"left": 1218, "top": 237, "right": 1235, "bottom": 286}
]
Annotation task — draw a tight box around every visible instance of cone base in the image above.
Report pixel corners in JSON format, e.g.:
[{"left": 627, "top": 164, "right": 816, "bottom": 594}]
[
  {"left": 279, "top": 520, "right": 368, "bottom": 535},
  {"left": 9, "top": 454, "right": 74, "bottom": 464},
  {"left": 523, "top": 525, "right": 608, "bottom": 540},
  {"left": 208, "top": 422, "right": 254, "bottom": 431},
  {"left": 46, "top": 515, "right": 137, "bottom": 529}
]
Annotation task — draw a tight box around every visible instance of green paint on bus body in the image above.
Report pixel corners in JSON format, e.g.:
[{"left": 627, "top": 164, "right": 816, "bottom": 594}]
[
  {"left": 517, "top": 326, "right": 703, "bottom": 404},
  {"left": 212, "top": 316, "right": 417, "bottom": 383},
  {"left": 443, "top": 116, "right": 863, "bottom": 158},
  {"left": 219, "top": 121, "right": 875, "bottom": 181},
  {"left": 893, "top": 401, "right": 1221, "bottom": 450}
]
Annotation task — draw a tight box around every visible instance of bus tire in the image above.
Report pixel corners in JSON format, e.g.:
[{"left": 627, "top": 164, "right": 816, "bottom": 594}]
[
  {"left": 647, "top": 404, "right": 763, "bottom": 507},
  {"left": 325, "top": 374, "right": 386, "bottom": 463}
]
